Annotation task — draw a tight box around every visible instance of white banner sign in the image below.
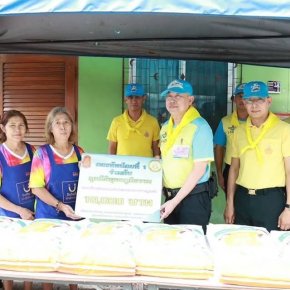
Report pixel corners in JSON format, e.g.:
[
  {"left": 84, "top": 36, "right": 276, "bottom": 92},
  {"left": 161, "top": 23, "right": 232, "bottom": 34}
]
[{"left": 75, "top": 154, "right": 162, "bottom": 222}]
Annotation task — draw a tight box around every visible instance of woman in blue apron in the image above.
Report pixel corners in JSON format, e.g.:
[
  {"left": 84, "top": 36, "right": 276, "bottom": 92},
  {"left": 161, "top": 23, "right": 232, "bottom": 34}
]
[
  {"left": 30, "top": 107, "right": 83, "bottom": 290},
  {"left": 0, "top": 110, "right": 35, "bottom": 290}
]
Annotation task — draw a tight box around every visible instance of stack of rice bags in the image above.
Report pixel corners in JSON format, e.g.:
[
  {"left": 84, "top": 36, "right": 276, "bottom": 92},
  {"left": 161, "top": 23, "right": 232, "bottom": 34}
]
[
  {"left": 0, "top": 217, "right": 29, "bottom": 270},
  {"left": 0, "top": 218, "right": 75, "bottom": 272},
  {"left": 267, "top": 230, "right": 290, "bottom": 288},
  {"left": 134, "top": 223, "right": 214, "bottom": 279},
  {"left": 58, "top": 220, "right": 138, "bottom": 276},
  {"left": 207, "top": 224, "right": 290, "bottom": 288}
]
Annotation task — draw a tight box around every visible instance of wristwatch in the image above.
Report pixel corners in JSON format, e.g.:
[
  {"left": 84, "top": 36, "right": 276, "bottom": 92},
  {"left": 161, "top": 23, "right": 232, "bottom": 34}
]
[{"left": 285, "top": 204, "right": 290, "bottom": 209}]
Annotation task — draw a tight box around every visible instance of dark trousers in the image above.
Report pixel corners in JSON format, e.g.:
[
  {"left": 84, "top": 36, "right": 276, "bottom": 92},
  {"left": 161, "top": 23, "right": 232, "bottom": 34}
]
[
  {"left": 164, "top": 190, "right": 211, "bottom": 233},
  {"left": 234, "top": 185, "right": 286, "bottom": 232}
]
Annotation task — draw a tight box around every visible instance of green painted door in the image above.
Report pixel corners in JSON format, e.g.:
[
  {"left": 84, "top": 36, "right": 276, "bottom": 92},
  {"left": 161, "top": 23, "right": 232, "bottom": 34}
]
[{"left": 186, "top": 60, "right": 228, "bottom": 131}]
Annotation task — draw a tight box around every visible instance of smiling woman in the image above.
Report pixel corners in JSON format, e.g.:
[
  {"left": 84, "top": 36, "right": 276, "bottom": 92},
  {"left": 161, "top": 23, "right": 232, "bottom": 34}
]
[
  {"left": 0, "top": 110, "right": 36, "bottom": 290},
  {"left": 29, "top": 107, "right": 84, "bottom": 290},
  {"left": 30, "top": 107, "right": 83, "bottom": 221}
]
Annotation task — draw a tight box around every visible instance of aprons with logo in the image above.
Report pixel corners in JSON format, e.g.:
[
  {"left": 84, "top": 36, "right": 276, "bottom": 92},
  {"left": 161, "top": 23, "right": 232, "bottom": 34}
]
[
  {"left": 0, "top": 143, "right": 34, "bottom": 218},
  {"left": 35, "top": 144, "right": 81, "bottom": 220}
]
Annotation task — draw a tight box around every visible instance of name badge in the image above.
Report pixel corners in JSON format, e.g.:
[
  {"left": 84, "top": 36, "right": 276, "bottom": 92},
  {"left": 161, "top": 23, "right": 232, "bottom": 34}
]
[{"left": 172, "top": 145, "right": 190, "bottom": 158}]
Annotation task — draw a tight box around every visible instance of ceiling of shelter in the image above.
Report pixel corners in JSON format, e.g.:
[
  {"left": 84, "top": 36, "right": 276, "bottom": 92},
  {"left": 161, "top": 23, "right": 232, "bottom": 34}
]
[{"left": 1, "top": 12, "right": 290, "bottom": 67}]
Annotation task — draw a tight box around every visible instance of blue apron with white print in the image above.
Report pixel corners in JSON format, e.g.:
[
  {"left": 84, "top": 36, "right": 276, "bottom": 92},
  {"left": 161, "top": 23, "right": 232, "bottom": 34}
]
[
  {"left": 0, "top": 143, "right": 35, "bottom": 218},
  {"left": 35, "top": 144, "right": 81, "bottom": 220}
]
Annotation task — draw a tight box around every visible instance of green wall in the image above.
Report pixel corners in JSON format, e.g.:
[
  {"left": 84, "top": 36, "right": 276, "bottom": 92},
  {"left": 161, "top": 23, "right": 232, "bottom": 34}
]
[
  {"left": 78, "top": 57, "right": 124, "bottom": 153},
  {"left": 77, "top": 59, "right": 290, "bottom": 224},
  {"left": 239, "top": 64, "right": 290, "bottom": 113},
  {"left": 78, "top": 61, "right": 290, "bottom": 155}
]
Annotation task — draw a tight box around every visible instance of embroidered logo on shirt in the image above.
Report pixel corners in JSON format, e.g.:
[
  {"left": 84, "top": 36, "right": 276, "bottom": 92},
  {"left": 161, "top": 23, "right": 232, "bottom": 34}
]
[
  {"left": 160, "top": 132, "right": 167, "bottom": 143},
  {"left": 264, "top": 145, "right": 273, "bottom": 155},
  {"left": 227, "top": 125, "right": 236, "bottom": 135}
]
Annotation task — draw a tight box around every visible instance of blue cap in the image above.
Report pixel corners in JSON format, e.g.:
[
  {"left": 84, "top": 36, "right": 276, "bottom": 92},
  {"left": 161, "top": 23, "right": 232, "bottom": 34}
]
[
  {"left": 125, "top": 83, "right": 145, "bottom": 97},
  {"left": 234, "top": 83, "right": 246, "bottom": 95},
  {"left": 243, "top": 81, "right": 269, "bottom": 99},
  {"left": 160, "top": 79, "right": 194, "bottom": 97}
]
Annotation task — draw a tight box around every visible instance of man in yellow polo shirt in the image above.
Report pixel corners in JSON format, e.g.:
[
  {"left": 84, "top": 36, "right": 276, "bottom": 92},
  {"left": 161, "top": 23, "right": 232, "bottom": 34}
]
[
  {"left": 214, "top": 83, "right": 248, "bottom": 195},
  {"left": 159, "top": 79, "right": 214, "bottom": 232},
  {"left": 224, "top": 81, "right": 290, "bottom": 231},
  {"left": 107, "top": 83, "right": 160, "bottom": 157}
]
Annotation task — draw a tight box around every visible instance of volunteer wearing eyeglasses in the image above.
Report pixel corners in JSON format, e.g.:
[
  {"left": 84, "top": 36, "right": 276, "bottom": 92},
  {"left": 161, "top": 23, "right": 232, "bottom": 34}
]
[
  {"left": 224, "top": 81, "right": 290, "bottom": 231},
  {"left": 159, "top": 79, "right": 214, "bottom": 232}
]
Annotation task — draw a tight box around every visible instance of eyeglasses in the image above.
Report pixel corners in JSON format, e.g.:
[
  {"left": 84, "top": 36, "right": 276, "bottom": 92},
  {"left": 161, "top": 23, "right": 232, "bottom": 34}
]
[
  {"left": 244, "top": 98, "right": 267, "bottom": 105},
  {"left": 166, "top": 94, "right": 186, "bottom": 101}
]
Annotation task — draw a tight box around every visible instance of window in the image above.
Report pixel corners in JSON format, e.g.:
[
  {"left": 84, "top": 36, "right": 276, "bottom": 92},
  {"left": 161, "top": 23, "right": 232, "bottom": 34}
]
[
  {"left": 127, "top": 58, "right": 185, "bottom": 124},
  {"left": 0, "top": 54, "right": 78, "bottom": 146}
]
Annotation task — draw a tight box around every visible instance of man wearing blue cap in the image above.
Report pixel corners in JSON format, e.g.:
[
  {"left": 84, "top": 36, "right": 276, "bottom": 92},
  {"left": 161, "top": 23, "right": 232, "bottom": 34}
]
[
  {"left": 214, "top": 83, "right": 248, "bottom": 196},
  {"left": 107, "top": 83, "right": 160, "bottom": 157},
  {"left": 225, "top": 81, "right": 290, "bottom": 231},
  {"left": 159, "top": 79, "right": 214, "bottom": 231}
]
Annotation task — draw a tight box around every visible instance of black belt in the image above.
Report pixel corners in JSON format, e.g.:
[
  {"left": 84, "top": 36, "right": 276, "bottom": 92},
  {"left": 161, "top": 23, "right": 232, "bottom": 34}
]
[
  {"left": 237, "top": 185, "right": 285, "bottom": 196},
  {"left": 163, "top": 181, "right": 209, "bottom": 199}
]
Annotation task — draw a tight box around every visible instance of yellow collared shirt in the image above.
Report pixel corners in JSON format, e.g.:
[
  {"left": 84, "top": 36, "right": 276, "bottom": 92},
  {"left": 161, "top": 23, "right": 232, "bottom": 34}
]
[
  {"left": 221, "top": 112, "right": 245, "bottom": 165},
  {"left": 232, "top": 118, "right": 290, "bottom": 189},
  {"left": 107, "top": 110, "right": 160, "bottom": 157}
]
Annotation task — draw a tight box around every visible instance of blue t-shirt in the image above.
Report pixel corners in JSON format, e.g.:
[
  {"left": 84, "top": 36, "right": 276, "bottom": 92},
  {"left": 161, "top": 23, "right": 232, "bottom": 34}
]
[{"left": 213, "top": 120, "right": 226, "bottom": 146}]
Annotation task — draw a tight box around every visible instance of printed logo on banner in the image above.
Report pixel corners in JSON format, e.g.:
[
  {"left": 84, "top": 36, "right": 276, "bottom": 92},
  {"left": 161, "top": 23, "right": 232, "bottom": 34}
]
[{"left": 75, "top": 154, "right": 163, "bottom": 222}]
